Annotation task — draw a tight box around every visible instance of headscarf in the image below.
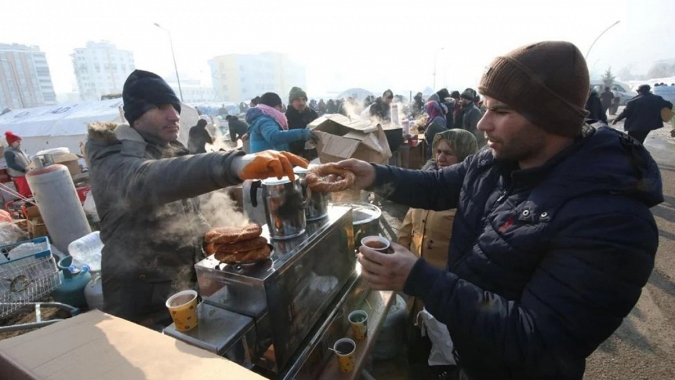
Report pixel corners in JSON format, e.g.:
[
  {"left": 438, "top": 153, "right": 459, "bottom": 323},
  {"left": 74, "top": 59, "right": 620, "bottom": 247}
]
[
  {"left": 425, "top": 100, "right": 446, "bottom": 126},
  {"left": 423, "top": 129, "right": 479, "bottom": 170}
]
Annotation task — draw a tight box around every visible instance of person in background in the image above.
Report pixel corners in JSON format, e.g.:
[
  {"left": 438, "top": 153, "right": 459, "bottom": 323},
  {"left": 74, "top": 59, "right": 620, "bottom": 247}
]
[
  {"left": 435, "top": 89, "right": 456, "bottom": 130},
  {"left": 86, "top": 70, "right": 307, "bottom": 326},
  {"left": 612, "top": 84, "right": 673, "bottom": 143},
  {"left": 400, "top": 129, "right": 478, "bottom": 380},
  {"left": 460, "top": 88, "right": 485, "bottom": 146},
  {"left": 326, "top": 99, "right": 338, "bottom": 114},
  {"left": 246, "top": 92, "right": 317, "bottom": 153},
  {"left": 367, "top": 89, "right": 394, "bottom": 122},
  {"left": 226, "top": 115, "right": 249, "bottom": 144},
  {"left": 218, "top": 104, "right": 229, "bottom": 117},
  {"left": 3, "top": 132, "right": 32, "bottom": 198},
  {"left": 337, "top": 41, "right": 661, "bottom": 380},
  {"left": 600, "top": 86, "right": 614, "bottom": 115},
  {"left": 475, "top": 94, "right": 487, "bottom": 116},
  {"left": 450, "top": 91, "right": 462, "bottom": 126},
  {"left": 187, "top": 119, "right": 213, "bottom": 154},
  {"left": 585, "top": 89, "right": 607, "bottom": 124},
  {"left": 421, "top": 100, "right": 448, "bottom": 159},
  {"left": 610, "top": 87, "right": 621, "bottom": 115},
  {"left": 318, "top": 99, "right": 327, "bottom": 115},
  {"left": 413, "top": 92, "right": 425, "bottom": 117},
  {"left": 286, "top": 86, "right": 319, "bottom": 160}
]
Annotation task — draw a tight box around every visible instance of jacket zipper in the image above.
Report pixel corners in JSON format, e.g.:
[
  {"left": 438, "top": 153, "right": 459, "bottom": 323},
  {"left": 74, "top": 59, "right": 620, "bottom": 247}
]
[{"left": 450, "top": 187, "right": 510, "bottom": 272}]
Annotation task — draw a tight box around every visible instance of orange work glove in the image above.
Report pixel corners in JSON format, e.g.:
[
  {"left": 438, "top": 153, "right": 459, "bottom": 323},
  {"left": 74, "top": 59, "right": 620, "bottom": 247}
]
[{"left": 234, "top": 150, "right": 308, "bottom": 181}]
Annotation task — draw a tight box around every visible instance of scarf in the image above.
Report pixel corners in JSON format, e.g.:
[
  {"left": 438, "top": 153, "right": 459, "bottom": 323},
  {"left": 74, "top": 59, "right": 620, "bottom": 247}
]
[
  {"left": 257, "top": 104, "right": 289, "bottom": 130},
  {"left": 425, "top": 100, "right": 446, "bottom": 127}
]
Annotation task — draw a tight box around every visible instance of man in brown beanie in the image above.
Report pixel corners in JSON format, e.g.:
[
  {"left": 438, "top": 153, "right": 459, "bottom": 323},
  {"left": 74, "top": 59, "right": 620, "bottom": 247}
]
[{"left": 332, "top": 41, "right": 662, "bottom": 380}]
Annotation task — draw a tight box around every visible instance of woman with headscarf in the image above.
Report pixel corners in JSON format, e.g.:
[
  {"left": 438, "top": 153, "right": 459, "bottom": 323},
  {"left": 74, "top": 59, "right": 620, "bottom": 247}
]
[
  {"left": 245, "top": 92, "right": 317, "bottom": 153},
  {"left": 398, "top": 129, "right": 478, "bottom": 380},
  {"left": 421, "top": 100, "right": 448, "bottom": 159}
]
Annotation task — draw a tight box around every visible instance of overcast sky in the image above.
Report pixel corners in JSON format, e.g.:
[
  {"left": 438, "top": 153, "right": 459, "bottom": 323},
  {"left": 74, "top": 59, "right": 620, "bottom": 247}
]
[{"left": 4, "top": 0, "right": 674, "bottom": 97}]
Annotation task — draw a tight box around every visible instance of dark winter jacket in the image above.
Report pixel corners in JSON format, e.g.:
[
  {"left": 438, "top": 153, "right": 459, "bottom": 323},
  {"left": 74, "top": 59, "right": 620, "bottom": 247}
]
[
  {"left": 228, "top": 117, "right": 249, "bottom": 142},
  {"left": 600, "top": 90, "right": 614, "bottom": 110},
  {"left": 371, "top": 126, "right": 661, "bottom": 380},
  {"left": 585, "top": 91, "right": 608, "bottom": 124},
  {"left": 615, "top": 92, "right": 673, "bottom": 132},
  {"left": 187, "top": 125, "right": 213, "bottom": 154},
  {"left": 424, "top": 117, "right": 448, "bottom": 159},
  {"left": 285, "top": 105, "right": 319, "bottom": 157},
  {"left": 461, "top": 103, "right": 484, "bottom": 146},
  {"left": 86, "top": 123, "right": 244, "bottom": 324}
]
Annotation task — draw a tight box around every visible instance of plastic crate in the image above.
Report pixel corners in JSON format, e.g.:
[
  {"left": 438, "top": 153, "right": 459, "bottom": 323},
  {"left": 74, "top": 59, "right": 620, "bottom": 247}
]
[{"left": 0, "top": 237, "right": 60, "bottom": 318}]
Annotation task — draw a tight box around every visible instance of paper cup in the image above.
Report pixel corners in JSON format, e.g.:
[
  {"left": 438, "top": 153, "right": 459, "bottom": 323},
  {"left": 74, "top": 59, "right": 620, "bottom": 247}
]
[
  {"left": 166, "top": 290, "right": 199, "bottom": 332},
  {"left": 348, "top": 310, "right": 368, "bottom": 340},
  {"left": 360, "top": 235, "right": 390, "bottom": 253},
  {"left": 333, "top": 338, "right": 356, "bottom": 373}
]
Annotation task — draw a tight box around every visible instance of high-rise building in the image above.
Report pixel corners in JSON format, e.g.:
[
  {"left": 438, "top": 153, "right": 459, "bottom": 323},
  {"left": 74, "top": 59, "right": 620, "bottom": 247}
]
[
  {"left": 0, "top": 43, "right": 56, "bottom": 110},
  {"left": 209, "top": 52, "right": 307, "bottom": 102},
  {"left": 163, "top": 74, "right": 218, "bottom": 104},
  {"left": 72, "top": 41, "right": 135, "bottom": 101}
]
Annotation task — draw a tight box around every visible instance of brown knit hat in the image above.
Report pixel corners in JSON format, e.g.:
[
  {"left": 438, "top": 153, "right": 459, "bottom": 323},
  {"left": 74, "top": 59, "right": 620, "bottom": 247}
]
[{"left": 478, "top": 41, "right": 589, "bottom": 137}]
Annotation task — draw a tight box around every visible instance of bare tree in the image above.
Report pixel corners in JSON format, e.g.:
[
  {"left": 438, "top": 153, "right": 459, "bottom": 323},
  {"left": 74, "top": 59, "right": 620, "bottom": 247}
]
[
  {"left": 647, "top": 62, "right": 675, "bottom": 79},
  {"left": 617, "top": 64, "right": 636, "bottom": 81}
]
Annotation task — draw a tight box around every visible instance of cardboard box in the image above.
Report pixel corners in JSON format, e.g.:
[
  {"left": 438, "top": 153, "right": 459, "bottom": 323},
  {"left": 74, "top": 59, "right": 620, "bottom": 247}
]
[
  {"left": 309, "top": 114, "right": 392, "bottom": 164},
  {"left": 0, "top": 310, "right": 266, "bottom": 380},
  {"left": 27, "top": 218, "right": 48, "bottom": 238},
  {"left": 22, "top": 204, "right": 41, "bottom": 221},
  {"left": 53, "top": 153, "right": 82, "bottom": 177}
]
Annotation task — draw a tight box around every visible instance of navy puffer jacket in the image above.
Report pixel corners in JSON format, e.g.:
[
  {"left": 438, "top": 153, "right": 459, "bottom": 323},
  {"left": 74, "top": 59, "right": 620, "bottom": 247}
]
[{"left": 372, "top": 126, "right": 662, "bottom": 380}]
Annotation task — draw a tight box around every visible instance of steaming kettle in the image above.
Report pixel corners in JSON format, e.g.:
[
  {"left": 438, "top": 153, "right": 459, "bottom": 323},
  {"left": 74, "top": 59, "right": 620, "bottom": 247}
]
[{"left": 249, "top": 176, "right": 307, "bottom": 240}]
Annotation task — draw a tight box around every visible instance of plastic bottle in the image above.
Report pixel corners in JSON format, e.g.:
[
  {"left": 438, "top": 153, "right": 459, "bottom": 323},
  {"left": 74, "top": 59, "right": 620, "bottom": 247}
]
[
  {"left": 68, "top": 231, "right": 103, "bottom": 272},
  {"left": 84, "top": 271, "right": 105, "bottom": 310}
]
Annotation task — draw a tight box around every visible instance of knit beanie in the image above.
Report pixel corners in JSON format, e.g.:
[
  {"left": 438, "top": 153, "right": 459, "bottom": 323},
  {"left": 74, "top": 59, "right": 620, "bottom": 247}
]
[
  {"left": 260, "top": 92, "right": 283, "bottom": 108},
  {"left": 460, "top": 88, "right": 476, "bottom": 101},
  {"left": 289, "top": 87, "right": 308, "bottom": 103},
  {"left": 5, "top": 131, "right": 20, "bottom": 145},
  {"left": 479, "top": 41, "right": 589, "bottom": 137},
  {"left": 436, "top": 88, "right": 450, "bottom": 100},
  {"left": 122, "top": 70, "right": 181, "bottom": 126}
]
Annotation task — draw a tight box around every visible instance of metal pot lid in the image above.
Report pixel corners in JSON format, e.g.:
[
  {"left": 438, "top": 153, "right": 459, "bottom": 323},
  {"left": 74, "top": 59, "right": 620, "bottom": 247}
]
[
  {"left": 262, "top": 176, "right": 291, "bottom": 185},
  {"left": 333, "top": 202, "right": 382, "bottom": 225}
]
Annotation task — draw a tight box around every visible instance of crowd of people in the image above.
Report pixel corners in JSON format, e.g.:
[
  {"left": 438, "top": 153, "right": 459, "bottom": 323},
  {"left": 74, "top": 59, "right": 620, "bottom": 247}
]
[{"left": 69, "top": 37, "right": 675, "bottom": 380}]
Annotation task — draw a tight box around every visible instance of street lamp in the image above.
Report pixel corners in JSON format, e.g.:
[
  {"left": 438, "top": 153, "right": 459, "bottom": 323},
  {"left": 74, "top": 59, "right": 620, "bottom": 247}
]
[
  {"left": 154, "top": 23, "right": 184, "bottom": 102},
  {"left": 433, "top": 47, "right": 445, "bottom": 90},
  {"left": 0, "top": 58, "right": 26, "bottom": 108},
  {"left": 585, "top": 20, "right": 620, "bottom": 60}
]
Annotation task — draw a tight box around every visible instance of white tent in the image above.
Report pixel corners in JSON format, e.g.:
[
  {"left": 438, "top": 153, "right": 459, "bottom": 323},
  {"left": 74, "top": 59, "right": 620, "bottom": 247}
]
[{"left": 0, "top": 99, "right": 199, "bottom": 156}]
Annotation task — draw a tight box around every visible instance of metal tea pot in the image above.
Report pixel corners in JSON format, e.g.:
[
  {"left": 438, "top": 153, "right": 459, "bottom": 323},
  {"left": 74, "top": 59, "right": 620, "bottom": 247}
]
[
  {"left": 293, "top": 166, "right": 328, "bottom": 222},
  {"left": 249, "top": 176, "right": 307, "bottom": 240}
]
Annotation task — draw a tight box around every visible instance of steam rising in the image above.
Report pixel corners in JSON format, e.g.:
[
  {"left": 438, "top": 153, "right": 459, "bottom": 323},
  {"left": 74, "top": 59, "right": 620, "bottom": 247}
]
[{"left": 198, "top": 189, "right": 250, "bottom": 228}]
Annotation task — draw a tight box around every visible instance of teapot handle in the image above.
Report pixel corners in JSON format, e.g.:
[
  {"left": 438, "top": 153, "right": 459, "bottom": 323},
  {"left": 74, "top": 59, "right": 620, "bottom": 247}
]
[{"left": 249, "top": 180, "right": 262, "bottom": 207}]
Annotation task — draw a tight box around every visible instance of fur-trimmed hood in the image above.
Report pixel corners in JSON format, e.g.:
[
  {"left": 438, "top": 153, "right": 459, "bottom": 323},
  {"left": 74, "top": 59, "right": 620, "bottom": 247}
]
[
  {"left": 86, "top": 122, "right": 188, "bottom": 163},
  {"left": 87, "top": 122, "right": 144, "bottom": 144}
]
